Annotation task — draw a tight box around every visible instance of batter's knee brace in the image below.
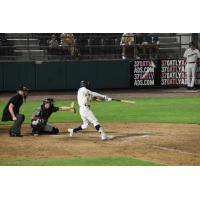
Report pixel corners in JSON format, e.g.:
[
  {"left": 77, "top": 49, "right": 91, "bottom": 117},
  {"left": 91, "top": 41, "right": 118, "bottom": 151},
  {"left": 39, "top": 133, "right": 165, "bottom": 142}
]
[{"left": 52, "top": 127, "right": 59, "bottom": 134}]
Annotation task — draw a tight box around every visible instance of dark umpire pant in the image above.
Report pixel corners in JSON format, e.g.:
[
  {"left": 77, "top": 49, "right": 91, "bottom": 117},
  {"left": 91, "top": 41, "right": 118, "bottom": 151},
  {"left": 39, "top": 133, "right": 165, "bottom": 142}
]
[{"left": 10, "top": 114, "right": 25, "bottom": 136}]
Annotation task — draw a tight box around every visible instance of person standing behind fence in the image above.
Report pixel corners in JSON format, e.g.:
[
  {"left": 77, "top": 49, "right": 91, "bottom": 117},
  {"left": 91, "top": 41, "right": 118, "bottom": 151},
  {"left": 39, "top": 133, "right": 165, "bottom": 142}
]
[
  {"left": 183, "top": 42, "right": 200, "bottom": 90},
  {"left": 48, "top": 34, "right": 59, "bottom": 49},
  {"left": 60, "top": 33, "right": 79, "bottom": 58},
  {"left": 47, "top": 34, "right": 59, "bottom": 55},
  {"left": 66, "top": 33, "right": 75, "bottom": 56},
  {"left": 120, "top": 33, "right": 135, "bottom": 60}
]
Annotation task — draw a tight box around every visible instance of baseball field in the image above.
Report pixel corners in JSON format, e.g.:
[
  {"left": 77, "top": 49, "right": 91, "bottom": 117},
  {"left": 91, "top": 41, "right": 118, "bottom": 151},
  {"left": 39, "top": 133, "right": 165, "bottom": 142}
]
[{"left": 0, "top": 89, "right": 200, "bottom": 166}]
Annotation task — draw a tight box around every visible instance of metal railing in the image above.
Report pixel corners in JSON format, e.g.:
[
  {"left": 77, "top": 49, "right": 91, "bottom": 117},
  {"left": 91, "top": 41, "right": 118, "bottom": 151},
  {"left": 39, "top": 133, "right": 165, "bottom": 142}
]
[{"left": 0, "top": 33, "right": 195, "bottom": 62}]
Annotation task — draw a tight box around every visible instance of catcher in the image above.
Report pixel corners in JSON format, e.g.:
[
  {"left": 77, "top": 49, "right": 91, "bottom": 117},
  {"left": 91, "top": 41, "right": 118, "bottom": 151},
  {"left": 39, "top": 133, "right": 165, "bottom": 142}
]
[{"left": 31, "top": 98, "right": 75, "bottom": 135}]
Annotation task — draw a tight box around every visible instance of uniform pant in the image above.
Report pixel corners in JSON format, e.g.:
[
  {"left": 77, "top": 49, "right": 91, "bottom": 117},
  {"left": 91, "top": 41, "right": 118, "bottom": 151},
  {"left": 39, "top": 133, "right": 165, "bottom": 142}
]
[
  {"left": 186, "top": 63, "right": 196, "bottom": 87},
  {"left": 122, "top": 45, "right": 134, "bottom": 59},
  {"left": 79, "top": 106, "right": 99, "bottom": 129},
  {"left": 31, "top": 119, "right": 58, "bottom": 133},
  {"left": 10, "top": 114, "right": 25, "bottom": 134}
]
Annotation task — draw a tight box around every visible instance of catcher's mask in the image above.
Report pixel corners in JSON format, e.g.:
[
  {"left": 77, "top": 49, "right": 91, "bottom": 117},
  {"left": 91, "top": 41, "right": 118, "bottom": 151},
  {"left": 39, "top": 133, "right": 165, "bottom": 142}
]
[
  {"left": 43, "top": 98, "right": 54, "bottom": 106},
  {"left": 80, "top": 80, "right": 90, "bottom": 89},
  {"left": 17, "top": 85, "right": 29, "bottom": 101}
]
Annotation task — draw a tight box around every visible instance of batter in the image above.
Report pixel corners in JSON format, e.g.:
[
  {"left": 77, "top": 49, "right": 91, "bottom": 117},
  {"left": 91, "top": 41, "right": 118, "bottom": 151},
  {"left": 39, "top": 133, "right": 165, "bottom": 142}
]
[{"left": 67, "top": 80, "right": 112, "bottom": 140}]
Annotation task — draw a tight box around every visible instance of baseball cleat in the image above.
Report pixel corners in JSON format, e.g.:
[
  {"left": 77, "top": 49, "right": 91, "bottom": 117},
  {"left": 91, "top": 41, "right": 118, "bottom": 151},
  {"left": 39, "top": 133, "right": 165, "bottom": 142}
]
[
  {"left": 101, "top": 132, "right": 110, "bottom": 141},
  {"left": 68, "top": 128, "right": 74, "bottom": 137},
  {"left": 31, "top": 130, "right": 39, "bottom": 136}
]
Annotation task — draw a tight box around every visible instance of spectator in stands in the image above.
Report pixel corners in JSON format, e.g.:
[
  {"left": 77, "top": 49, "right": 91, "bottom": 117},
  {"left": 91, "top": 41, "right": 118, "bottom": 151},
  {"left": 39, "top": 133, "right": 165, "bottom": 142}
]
[
  {"left": 151, "top": 35, "right": 159, "bottom": 58},
  {"left": 66, "top": 33, "right": 75, "bottom": 56},
  {"left": 47, "top": 34, "right": 59, "bottom": 56},
  {"left": 48, "top": 34, "right": 59, "bottom": 48},
  {"left": 60, "top": 33, "right": 68, "bottom": 57},
  {"left": 60, "top": 33, "right": 74, "bottom": 56},
  {"left": 120, "top": 33, "right": 135, "bottom": 59},
  {"left": 60, "top": 33, "right": 79, "bottom": 58},
  {"left": 141, "top": 34, "right": 152, "bottom": 58},
  {"left": 135, "top": 33, "right": 145, "bottom": 59},
  {"left": 60, "top": 33, "right": 67, "bottom": 48},
  {"left": 137, "top": 34, "right": 159, "bottom": 59}
]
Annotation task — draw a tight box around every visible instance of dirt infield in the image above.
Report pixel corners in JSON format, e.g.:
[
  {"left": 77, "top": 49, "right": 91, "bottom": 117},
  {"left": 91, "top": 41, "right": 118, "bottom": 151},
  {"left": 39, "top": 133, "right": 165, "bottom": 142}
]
[
  {"left": 1, "top": 122, "right": 200, "bottom": 165},
  {"left": 1, "top": 88, "right": 200, "bottom": 165}
]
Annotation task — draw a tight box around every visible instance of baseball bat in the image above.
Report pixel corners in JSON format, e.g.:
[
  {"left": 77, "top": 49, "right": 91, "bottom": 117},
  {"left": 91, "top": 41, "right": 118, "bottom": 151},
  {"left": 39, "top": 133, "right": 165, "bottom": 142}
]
[{"left": 112, "top": 99, "right": 136, "bottom": 104}]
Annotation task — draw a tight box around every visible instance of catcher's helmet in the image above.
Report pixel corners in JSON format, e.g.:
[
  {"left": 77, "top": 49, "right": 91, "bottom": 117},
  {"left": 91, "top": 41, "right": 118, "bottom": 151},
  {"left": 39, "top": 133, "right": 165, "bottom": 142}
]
[
  {"left": 80, "top": 80, "right": 90, "bottom": 88},
  {"left": 43, "top": 98, "right": 54, "bottom": 105}
]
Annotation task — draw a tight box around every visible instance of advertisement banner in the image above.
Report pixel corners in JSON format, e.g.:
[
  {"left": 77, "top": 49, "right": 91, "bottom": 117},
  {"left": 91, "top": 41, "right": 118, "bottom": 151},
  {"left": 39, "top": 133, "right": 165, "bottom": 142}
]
[
  {"left": 161, "top": 59, "right": 186, "bottom": 86},
  {"left": 130, "top": 59, "right": 200, "bottom": 88},
  {"left": 130, "top": 60, "right": 157, "bottom": 88}
]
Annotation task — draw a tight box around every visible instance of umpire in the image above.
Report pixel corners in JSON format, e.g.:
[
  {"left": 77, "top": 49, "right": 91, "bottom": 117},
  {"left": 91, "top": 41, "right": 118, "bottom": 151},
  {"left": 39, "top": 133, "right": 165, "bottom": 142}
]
[{"left": 1, "top": 85, "right": 29, "bottom": 137}]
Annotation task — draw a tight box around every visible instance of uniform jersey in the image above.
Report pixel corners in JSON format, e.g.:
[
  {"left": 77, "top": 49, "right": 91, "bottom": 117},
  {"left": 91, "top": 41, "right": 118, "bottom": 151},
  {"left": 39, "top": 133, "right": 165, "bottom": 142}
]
[
  {"left": 2, "top": 94, "right": 23, "bottom": 121},
  {"left": 77, "top": 87, "right": 105, "bottom": 107},
  {"left": 32, "top": 105, "right": 59, "bottom": 121},
  {"left": 183, "top": 48, "right": 200, "bottom": 63}
]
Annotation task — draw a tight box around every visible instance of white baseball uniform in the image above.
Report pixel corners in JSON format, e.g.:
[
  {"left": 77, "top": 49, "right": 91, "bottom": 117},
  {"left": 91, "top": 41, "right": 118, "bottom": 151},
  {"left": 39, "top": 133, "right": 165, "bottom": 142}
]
[
  {"left": 183, "top": 48, "right": 200, "bottom": 87},
  {"left": 77, "top": 87, "right": 106, "bottom": 129},
  {"left": 68, "top": 86, "right": 112, "bottom": 140}
]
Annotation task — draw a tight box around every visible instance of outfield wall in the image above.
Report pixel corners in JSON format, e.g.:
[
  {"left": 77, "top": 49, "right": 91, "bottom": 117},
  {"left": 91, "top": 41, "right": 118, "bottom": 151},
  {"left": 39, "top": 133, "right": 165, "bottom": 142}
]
[
  {"left": 0, "top": 60, "right": 130, "bottom": 91},
  {"left": 0, "top": 59, "right": 199, "bottom": 92}
]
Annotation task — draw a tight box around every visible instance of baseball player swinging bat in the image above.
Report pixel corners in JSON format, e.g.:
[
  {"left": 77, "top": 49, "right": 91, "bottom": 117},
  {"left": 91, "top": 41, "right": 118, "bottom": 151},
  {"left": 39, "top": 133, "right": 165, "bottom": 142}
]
[{"left": 141, "top": 60, "right": 156, "bottom": 79}]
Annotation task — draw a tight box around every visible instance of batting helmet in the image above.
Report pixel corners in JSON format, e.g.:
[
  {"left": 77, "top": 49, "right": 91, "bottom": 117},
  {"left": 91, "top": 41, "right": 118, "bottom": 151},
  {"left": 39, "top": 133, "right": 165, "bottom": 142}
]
[{"left": 80, "top": 80, "right": 90, "bottom": 88}]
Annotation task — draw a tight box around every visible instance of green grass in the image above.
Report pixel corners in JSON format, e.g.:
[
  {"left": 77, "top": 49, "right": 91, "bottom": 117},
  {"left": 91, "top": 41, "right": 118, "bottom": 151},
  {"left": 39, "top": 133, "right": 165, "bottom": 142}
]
[
  {"left": 0, "top": 157, "right": 161, "bottom": 166},
  {"left": 1, "top": 96, "right": 197, "bottom": 166},
  {"left": 1, "top": 96, "right": 200, "bottom": 125}
]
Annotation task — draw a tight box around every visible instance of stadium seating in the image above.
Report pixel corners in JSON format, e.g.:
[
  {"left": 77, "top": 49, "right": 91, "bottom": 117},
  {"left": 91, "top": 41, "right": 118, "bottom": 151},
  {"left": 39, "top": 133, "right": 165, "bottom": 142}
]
[
  {"left": 0, "top": 33, "right": 192, "bottom": 61},
  {"left": 0, "top": 33, "right": 15, "bottom": 59}
]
